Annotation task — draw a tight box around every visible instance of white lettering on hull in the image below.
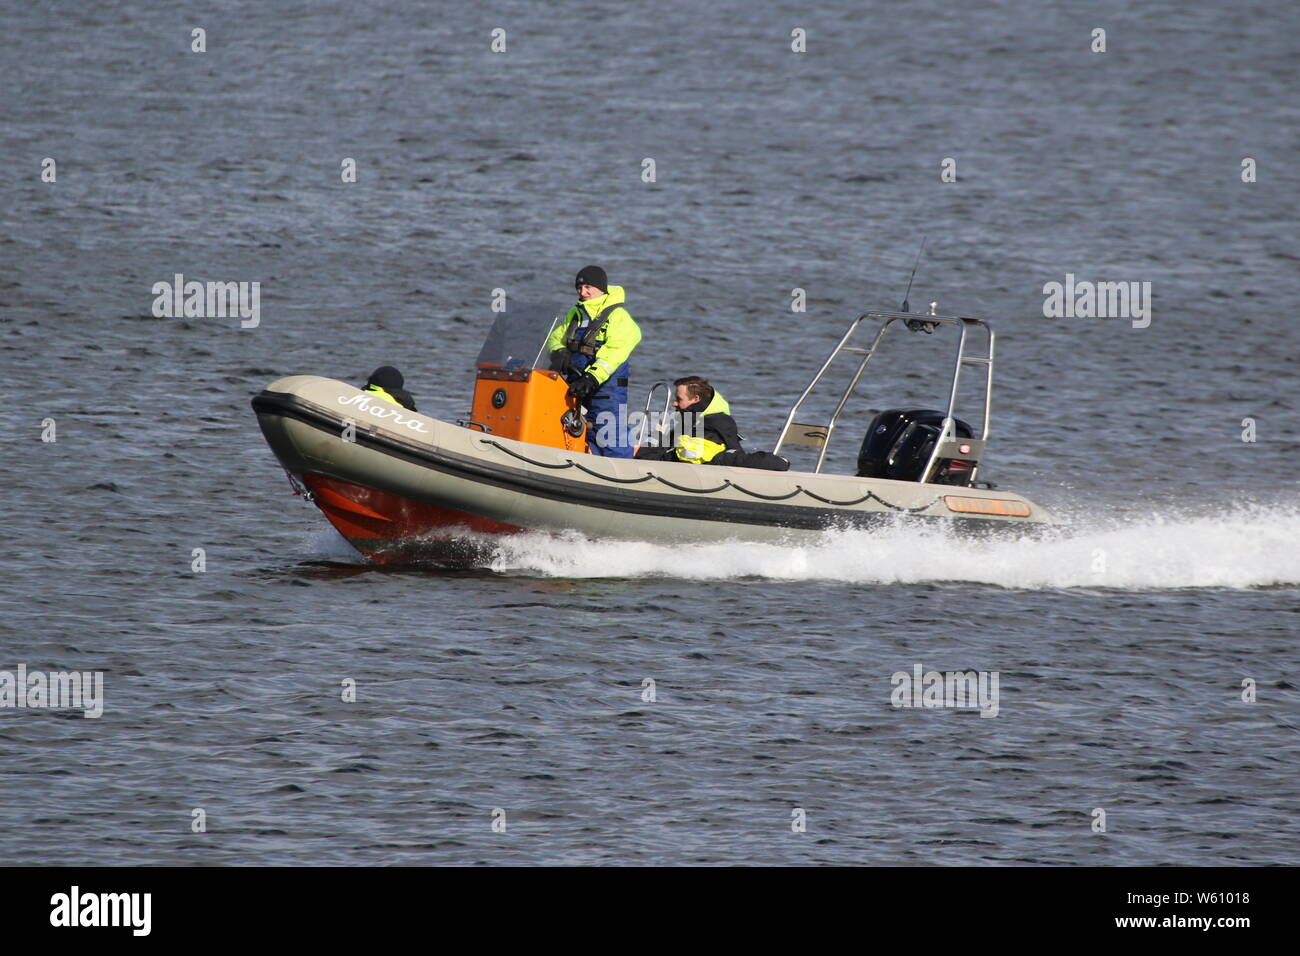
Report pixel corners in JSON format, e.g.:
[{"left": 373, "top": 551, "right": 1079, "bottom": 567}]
[{"left": 336, "top": 393, "right": 430, "bottom": 434}]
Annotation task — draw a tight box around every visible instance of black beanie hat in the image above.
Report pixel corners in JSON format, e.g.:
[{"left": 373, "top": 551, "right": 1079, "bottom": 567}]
[
  {"left": 575, "top": 265, "right": 608, "bottom": 293},
  {"left": 367, "top": 365, "right": 404, "bottom": 390}
]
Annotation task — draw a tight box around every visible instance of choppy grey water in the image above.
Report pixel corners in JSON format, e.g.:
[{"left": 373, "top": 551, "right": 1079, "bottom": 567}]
[{"left": 1, "top": 0, "right": 1297, "bottom": 865}]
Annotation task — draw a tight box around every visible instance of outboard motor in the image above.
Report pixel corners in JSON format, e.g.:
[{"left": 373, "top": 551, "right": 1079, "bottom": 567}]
[{"left": 857, "top": 408, "right": 976, "bottom": 485}]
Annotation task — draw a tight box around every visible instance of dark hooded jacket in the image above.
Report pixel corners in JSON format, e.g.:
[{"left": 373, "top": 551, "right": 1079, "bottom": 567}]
[
  {"left": 635, "top": 390, "right": 790, "bottom": 471},
  {"left": 636, "top": 392, "right": 741, "bottom": 463},
  {"left": 363, "top": 365, "right": 417, "bottom": 412}
]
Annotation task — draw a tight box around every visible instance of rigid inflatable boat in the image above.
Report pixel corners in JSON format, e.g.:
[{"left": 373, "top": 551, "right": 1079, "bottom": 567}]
[{"left": 251, "top": 307, "right": 1056, "bottom": 562}]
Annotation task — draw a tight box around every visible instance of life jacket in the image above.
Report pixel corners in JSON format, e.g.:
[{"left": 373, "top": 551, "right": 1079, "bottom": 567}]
[
  {"left": 675, "top": 391, "right": 732, "bottom": 464},
  {"left": 564, "top": 300, "right": 627, "bottom": 357},
  {"left": 364, "top": 384, "right": 402, "bottom": 407}
]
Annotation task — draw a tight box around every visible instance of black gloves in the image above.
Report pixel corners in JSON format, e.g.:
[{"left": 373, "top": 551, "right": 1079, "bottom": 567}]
[
  {"left": 568, "top": 372, "right": 600, "bottom": 404},
  {"left": 549, "top": 348, "right": 574, "bottom": 376}
]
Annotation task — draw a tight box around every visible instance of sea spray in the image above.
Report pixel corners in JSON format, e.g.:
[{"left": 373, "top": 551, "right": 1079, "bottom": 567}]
[{"left": 483, "top": 503, "right": 1300, "bottom": 590}]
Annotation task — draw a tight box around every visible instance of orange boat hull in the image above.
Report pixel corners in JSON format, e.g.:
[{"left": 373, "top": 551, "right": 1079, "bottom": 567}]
[{"left": 301, "top": 473, "right": 523, "bottom": 564}]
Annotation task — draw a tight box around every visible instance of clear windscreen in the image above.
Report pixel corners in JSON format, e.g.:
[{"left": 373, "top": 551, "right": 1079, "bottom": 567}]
[{"left": 474, "top": 303, "right": 568, "bottom": 370}]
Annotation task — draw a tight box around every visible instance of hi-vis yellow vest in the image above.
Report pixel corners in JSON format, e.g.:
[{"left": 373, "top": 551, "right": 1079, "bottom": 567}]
[
  {"left": 675, "top": 392, "right": 731, "bottom": 463},
  {"left": 364, "top": 384, "right": 401, "bottom": 407}
]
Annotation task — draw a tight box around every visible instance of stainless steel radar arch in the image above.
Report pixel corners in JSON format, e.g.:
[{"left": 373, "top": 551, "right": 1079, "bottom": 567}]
[{"left": 772, "top": 311, "right": 995, "bottom": 484}]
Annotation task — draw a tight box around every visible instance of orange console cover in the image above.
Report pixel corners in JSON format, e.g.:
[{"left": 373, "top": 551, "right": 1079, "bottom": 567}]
[{"left": 471, "top": 365, "right": 588, "bottom": 453}]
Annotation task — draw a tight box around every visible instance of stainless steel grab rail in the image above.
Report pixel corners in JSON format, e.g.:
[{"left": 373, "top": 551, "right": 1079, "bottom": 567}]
[{"left": 636, "top": 381, "right": 674, "bottom": 449}]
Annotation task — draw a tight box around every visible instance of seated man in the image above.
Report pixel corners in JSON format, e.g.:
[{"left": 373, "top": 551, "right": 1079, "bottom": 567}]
[
  {"left": 361, "top": 365, "right": 417, "bottom": 411},
  {"left": 637, "top": 376, "right": 789, "bottom": 470}
]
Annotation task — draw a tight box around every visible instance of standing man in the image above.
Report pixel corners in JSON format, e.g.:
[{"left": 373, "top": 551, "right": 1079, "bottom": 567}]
[{"left": 548, "top": 265, "right": 642, "bottom": 457}]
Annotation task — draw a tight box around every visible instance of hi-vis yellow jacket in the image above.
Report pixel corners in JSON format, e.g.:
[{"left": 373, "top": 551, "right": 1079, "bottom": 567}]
[
  {"left": 364, "top": 384, "right": 401, "bottom": 406},
  {"left": 545, "top": 285, "right": 642, "bottom": 385}
]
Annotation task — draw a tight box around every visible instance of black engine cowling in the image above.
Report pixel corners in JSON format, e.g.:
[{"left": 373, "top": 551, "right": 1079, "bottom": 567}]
[{"left": 856, "top": 408, "right": 975, "bottom": 485}]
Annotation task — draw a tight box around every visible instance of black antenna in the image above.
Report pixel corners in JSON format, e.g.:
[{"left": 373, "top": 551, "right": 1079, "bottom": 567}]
[{"left": 900, "top": 236, "right": 927, "bottom": 313}]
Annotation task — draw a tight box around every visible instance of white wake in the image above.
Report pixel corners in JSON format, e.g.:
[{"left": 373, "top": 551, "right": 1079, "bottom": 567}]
[{"left": 484, "top": 503, "right": 1300, "bottom": 590}]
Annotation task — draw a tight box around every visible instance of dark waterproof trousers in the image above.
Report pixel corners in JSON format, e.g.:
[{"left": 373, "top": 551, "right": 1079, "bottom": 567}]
[{"left": 572, "top": 352, "right": 634, "bottom": 458}]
